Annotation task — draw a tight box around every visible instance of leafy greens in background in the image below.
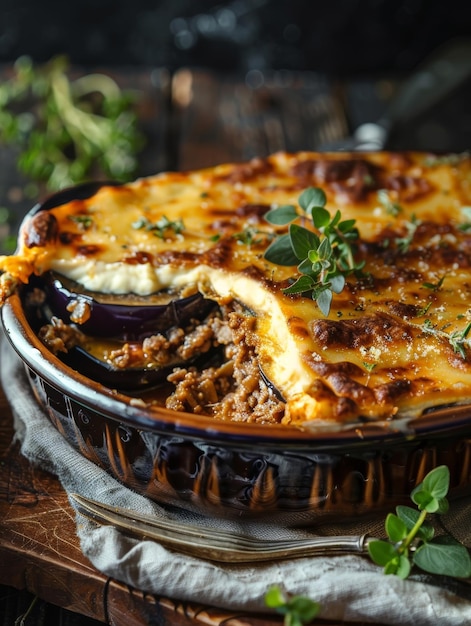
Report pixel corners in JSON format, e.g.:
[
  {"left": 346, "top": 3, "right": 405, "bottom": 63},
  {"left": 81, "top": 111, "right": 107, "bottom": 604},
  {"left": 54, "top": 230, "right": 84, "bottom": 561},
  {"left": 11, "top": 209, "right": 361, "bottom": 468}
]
[{"left": 0, "top": 55, "right": 144, "bottom": 193}]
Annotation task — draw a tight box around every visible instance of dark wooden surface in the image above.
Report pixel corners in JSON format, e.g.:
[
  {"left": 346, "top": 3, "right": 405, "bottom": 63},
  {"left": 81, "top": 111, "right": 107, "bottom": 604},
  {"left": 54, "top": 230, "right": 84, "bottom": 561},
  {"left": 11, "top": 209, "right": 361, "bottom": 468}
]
[{"left": 1, "top": 65, "right": 470, "bottom": 625}]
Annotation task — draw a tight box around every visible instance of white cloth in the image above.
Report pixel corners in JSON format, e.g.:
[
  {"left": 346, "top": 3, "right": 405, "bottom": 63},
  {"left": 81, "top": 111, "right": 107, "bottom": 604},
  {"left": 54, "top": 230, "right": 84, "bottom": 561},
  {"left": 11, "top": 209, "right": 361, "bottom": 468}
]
[{"left": 2, "top": 335, "right": 471, "bottom": 625}]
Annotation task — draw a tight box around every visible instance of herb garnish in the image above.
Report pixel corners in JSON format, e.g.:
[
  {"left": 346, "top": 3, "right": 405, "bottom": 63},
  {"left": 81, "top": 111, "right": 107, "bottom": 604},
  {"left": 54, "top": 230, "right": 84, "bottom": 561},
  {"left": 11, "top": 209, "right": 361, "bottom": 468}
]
[
  {"left": 368, "top": 465, "right": 471, "bottom": 579},
  {"left": 422, "top": 276, "right": 445, "bottom": 292},
  {"left": 264, "top": 188, "right": 365, "bottom": 316},
  {"left": 377, "top": 189, "right": 403, "bottom": 216},
  {"left": 395, "top": 214, "right": 419, "bottom": 252},
  {"left": 422, "top": 318, "right": 471, "bottom": 359},
  {"left": 264, "top": 465, "right": 471, "bottom": 624},
  {"left": 68, "top": 214, "right": 94, "bottom": 230},
  {"left": 232, "top": 227, "right": 273, "bottom": 246},
  {"left": 132, "top": 215, "right": 185, "bottom": 239}
]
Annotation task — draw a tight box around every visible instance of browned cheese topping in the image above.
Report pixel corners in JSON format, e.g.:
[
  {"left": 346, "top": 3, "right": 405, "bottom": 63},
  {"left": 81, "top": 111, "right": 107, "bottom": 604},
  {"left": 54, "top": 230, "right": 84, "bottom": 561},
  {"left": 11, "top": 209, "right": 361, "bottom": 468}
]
[{"left": 2, "top": 151, "right": 471, "bottom": 427}]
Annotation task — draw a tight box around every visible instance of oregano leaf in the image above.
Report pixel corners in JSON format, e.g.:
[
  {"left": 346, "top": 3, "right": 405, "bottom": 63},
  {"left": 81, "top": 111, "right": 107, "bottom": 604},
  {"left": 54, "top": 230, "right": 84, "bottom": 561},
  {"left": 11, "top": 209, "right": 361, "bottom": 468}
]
[
  {"left": 420, "top": 465, "right": 450, "bottom": 500},
  {"left": 265, "top": 204, "right": 298, "bottom": 225},
  {"left": 311, "top": 205, "right": 330, "bottom": 229},
  {"left": 413, "top": 536, "right": 471, "bottom": 578},
  {"left": 329, "top": 273, "right": 346, "bottom": 294},
  {"left": 368, "top": 539, "right": 398, "bottom": 567},
  {"left": 385, "top": 513, "right": 408, "bottom": 543},
  {"left": 395, "top": 555, "right": 412, "bottom": 579},
  {"left": 289, "top": 223, "right": 320, "bottom": 260},
  {"left": 263, "top": 186, "right": 361, "bottom": 315},
  {"left": 316, "top": 288, "right": 332, "bottom": 316},
  {"left": 264, "top": 234, "right": 298, "bottom": 266},
  {"left": 283, "top": 275, "right": 314, "bottom": 295},
  {"left": 298, "top": 187, "right": 326, "bottom": 211},
  {"left": 396, "top": 505, "right": 434, "bottom": 541}
]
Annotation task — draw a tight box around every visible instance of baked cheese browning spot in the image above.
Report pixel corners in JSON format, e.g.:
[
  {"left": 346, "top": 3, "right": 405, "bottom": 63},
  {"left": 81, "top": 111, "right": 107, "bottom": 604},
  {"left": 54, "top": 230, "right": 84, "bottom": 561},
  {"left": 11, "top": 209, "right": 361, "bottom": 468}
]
[
  {"left": 311, "top": 313, "right": 414, "bottom": 350},
  {"left": 4, "top": 151, "right": 471, "bottom": 426}
]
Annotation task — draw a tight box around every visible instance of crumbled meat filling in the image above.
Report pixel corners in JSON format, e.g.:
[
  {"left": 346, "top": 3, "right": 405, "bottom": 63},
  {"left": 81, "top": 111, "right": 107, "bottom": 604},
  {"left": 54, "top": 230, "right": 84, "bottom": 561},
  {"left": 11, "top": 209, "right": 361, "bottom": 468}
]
[
  {"left": 37, "top": 298, "right": 286, "bottom": 424},
  {"left": 165, "top": 308, "right": 285, "bottom": 424},
  {"left": 39, "top": 316, "right": 83, "bottom": 354}
]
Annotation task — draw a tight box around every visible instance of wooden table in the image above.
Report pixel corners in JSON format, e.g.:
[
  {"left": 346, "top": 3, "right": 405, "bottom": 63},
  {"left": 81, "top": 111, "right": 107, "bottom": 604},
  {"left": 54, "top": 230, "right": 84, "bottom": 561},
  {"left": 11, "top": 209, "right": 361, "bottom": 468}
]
[{"left": 0, "top": 65, "right": 469, "bottom": 625}]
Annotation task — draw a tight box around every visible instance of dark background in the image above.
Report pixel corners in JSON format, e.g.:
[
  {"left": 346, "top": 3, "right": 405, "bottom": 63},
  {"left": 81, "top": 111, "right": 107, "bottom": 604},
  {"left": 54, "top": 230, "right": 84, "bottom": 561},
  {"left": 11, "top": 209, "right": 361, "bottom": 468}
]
[{"left": 1, "top": 0, "right": 470, "bottom": 76}]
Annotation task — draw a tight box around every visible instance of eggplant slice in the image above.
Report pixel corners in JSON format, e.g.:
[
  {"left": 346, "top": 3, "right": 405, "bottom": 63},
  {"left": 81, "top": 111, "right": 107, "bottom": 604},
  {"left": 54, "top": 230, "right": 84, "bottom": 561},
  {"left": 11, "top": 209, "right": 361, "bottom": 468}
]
[{"left": 40, "top": 272, "right": 217, "bottom": 339}]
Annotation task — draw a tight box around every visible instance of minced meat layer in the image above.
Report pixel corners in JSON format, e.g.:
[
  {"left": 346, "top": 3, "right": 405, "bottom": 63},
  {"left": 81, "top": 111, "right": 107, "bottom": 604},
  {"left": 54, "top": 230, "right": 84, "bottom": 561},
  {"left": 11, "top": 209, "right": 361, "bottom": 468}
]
[
  {"left": 37, "top": 299, "right": 286, "bottom": 425},
  {"left": 165, "top": 305, "right": 285, "bottom": 424}
]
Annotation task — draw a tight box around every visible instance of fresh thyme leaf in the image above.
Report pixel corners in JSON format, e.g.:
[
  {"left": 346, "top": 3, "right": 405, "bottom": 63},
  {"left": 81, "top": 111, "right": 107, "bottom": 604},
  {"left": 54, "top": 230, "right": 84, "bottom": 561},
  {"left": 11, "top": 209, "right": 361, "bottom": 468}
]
[
  {"left": 422, "top": 276, "right": 445, "bottom": 291},
  {"left": 395, "top": 215, "right": 419, "bottom": 252},
  {"left": 263, "top": 187, "right": 364, "bottom": 316},
  {"left": 232, "top": 227, "right": 272, "bottom": 245},
  {"left": 68, "top": 214, "right": 93, "bottom": 230},
  {"left": 132, "top": 215, "right": 184, "bottom": 239},
  {"left": 377, "top": 189, "right": 403, "bottom": 216},
  {"left": 449, "top": 321, "right": 471, "bottom": 358}
]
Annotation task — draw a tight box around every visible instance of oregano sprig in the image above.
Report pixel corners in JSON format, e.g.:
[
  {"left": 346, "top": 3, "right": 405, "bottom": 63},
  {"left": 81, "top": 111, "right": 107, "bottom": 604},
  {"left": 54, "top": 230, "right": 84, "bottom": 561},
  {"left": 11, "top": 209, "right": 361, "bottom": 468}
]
[
  {"left": 368, "top": 465, "right": 471, "bottom": 579},
  {"left": 264, "top": 187, "right": 365, "bottom": 316}
]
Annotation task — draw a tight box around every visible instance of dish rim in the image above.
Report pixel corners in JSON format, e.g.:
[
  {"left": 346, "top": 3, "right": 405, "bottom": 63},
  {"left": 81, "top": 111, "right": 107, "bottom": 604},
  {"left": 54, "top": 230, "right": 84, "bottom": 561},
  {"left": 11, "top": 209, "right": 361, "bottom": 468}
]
[{"left": 3, "top": 289, "right": 471, "bottom": 449}]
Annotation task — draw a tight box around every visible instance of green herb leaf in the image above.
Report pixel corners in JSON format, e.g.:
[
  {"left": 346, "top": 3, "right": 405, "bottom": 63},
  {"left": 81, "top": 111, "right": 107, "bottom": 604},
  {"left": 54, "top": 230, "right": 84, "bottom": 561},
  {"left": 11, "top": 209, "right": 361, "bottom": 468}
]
[
  {"left": 367, "top": 465, "right": 471, "bottom": 580},
  {"left": 411, "top": 465, "right": 450, "bottom": 512},
  {"left": 263, "top": 187, "right": 364, "bottom": 315},
  {"left": 377, "top": 189, "right": 403, "bottom": 216},
  {"left": 316, "top": 287, "right": 333, "bottom": 317},
  {"left": 396, "top": 505, "right": 435, "bottom": 541},
  {"left": 311, "top": 206, "right": 330, "bottom": 229},
  {"left": 264, "top": 234, "right": 299, "bottom": 266},
  {"left": 368, "top": 539, "right": 398, "bottom": 567},
  {"left": 265, "top": 204, "right": 299, "bottom": 225},
  {"left": 421, "top": 465, "right": 450, "bottom": 499},
  {"left": 298, "top": 187, "right": 326, "bottom": 211},
  {"left": 265, "top": 586, "right": 320, "bottom": 625},
  {"left": 385, "top": 513, "right": 408, "bottom": 543},
  {"left": 413, "top": 536, "right": 471, "bottom": 578},
  {"left": 289, "top": 224, "right": 320, "bottom": 260},
  {"left": 329, "top": 273, "right": 346, "bottom": 294},
  {"left": 283, "top": 275, "right": 315, "bottom": 295},
  {"left": 386, "top": 554, "right": 411, "bottom": 579}
]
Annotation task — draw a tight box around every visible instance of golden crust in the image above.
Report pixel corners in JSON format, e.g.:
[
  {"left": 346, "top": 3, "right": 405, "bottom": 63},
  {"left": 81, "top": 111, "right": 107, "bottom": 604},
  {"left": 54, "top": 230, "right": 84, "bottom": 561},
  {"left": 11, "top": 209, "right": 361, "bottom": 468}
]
[{"left": 4, "top": 150, "right": 471, "bottom": 425}]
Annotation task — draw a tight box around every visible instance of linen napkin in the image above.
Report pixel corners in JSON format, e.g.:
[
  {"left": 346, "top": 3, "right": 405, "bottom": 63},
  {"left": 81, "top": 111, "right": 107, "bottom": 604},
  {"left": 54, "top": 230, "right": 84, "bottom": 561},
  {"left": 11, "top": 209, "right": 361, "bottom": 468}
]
[{"left": 3, "top": 334, "right": 471, "bottom": 625}]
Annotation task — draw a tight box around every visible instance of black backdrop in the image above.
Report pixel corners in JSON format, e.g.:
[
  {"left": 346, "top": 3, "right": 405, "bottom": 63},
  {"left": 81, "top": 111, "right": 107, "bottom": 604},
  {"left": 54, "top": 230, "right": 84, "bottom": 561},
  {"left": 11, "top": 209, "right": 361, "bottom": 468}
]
[{"left": 1, "top": 0, "right": 470, "bottom": 75}]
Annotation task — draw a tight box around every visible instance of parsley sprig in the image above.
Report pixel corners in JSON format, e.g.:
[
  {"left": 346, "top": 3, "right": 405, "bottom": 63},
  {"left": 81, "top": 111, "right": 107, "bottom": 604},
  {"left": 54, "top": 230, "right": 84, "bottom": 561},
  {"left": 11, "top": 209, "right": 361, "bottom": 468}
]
[
  {"left": 368, "top": 465, "right": 471, "bottom": 579},
  {"left": 264, "top": 187, "right": 365, "bottom": 316}
]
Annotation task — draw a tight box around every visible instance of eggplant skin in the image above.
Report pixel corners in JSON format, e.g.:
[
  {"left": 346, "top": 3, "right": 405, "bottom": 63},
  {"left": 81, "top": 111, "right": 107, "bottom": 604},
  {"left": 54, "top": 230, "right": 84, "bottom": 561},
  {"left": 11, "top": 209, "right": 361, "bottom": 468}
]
[
  {"left": 40, "top": 272, "right": 217, "bottom": 339},
  {"left": 29, "top": 279, "right": 225, "bottom": 391}
]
